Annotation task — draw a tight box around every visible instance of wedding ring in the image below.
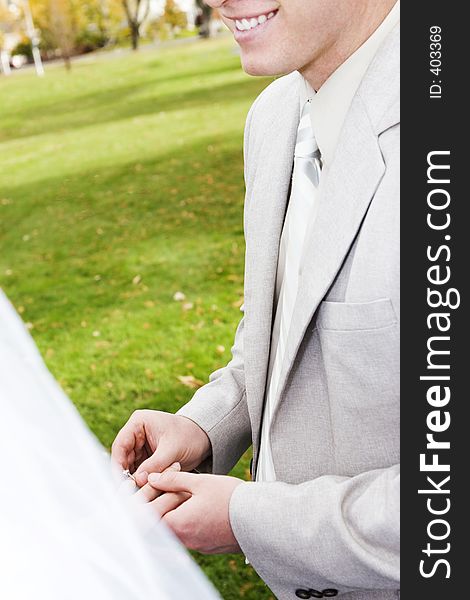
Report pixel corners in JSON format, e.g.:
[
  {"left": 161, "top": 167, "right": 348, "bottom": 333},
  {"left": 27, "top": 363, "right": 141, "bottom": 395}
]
[{"left": 122, "top": 469, "right": 137, "bottom": 483}]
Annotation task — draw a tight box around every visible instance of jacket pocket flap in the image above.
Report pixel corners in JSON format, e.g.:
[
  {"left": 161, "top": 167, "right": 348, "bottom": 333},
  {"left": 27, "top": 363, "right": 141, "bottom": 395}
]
[{"left": 317, "top": 298, "right": 397, "bottom": 331}]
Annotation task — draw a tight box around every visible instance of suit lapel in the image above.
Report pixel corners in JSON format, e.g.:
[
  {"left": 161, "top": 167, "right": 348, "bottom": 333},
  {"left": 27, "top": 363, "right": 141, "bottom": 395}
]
[
  {"left": 270, "top": 96, "right": 386, "bottom": 416},
  {"left": 269, "top": 27, "right": 400, "bottom": 420},
  {"left": 243, "top": 77, "right": 301, "bottom": 446}
]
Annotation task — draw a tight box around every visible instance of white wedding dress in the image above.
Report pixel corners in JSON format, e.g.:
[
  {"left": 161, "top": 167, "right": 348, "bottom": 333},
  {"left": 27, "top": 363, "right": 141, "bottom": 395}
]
[{"left": 0, "top": 289, "right": 219, "bottom": 600}]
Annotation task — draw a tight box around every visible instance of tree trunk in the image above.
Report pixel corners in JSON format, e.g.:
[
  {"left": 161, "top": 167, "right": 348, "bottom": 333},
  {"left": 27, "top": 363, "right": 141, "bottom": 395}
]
[
  {"left": 122, "top": 0, "right": 149, "bottom": 51},
  {"left": 63, "top": 53, "right": 72, "bottom": 71},
  {"left": 130, "top": 23, "right": 140, "bottom": 50},
  {"left": 196, "top": 0, "right": 212, "bottom": 38}
]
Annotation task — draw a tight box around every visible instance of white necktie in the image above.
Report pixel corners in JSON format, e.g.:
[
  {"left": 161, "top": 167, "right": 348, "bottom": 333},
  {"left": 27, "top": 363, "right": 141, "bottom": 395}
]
[
  {"left": 293, "top": 100, "right": 322, "bottom": 186},
  {"left": 257, "top": 100, "right": 322, "bottom": 482}
]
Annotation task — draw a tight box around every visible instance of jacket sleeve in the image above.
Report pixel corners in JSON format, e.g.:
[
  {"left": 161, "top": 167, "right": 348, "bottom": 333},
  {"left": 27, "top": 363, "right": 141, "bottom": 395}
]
[
  {"left": 175, "top": 100, "right": 260, "bottom": 475},
  {"left": 229, "top": 464, "right": 400, "bottom": 598},
  {"left": 176, "top": 309, "right": 251, "bottom": 474}
]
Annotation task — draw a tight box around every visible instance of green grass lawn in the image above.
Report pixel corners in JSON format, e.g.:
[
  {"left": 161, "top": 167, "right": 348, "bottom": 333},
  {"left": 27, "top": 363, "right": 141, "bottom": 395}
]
[{"left": 0, "top": 37, "right": 274, "bottom": 599}]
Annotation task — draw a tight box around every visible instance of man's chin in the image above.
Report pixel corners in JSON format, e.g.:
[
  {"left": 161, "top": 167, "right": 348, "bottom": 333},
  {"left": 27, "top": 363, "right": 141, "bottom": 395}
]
[{"left": 240, "top": 53, "right": 285, "bottom": 78}]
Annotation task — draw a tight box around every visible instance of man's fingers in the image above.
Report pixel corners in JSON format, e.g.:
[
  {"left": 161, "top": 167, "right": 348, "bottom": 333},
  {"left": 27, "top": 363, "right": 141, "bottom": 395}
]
[
  {"left": 134, "top": 462, "right": 181, "bottom": 502},
  {"left": 152, "top": 491, "right": 191, "bottom": 518},
  {"left": 111, "top": 414, "right": 146, "bottom": 469},
  {"left": 111, "top": 428, "right": 135, "bottom": 470},
  {"left": 134, "top": 439, "right": 178, "bottom": 484},
  {"left": 147, "top": 470, "right": 201, "bottom": 493},
  {"left": 133, "top": 446, "right": 149, "bottom": 469}
]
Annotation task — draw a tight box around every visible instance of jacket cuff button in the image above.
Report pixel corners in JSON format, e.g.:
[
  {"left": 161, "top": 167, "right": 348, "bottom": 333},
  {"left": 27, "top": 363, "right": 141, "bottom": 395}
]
[
  {"left": 308, "top": 591, "right": 324, "bottom": 598},
  {"left": 322, "top": 590, "right": 338, "bottom": 597},
  {"left": 295, "top": 590, "right": 312, "bottom": 599}
]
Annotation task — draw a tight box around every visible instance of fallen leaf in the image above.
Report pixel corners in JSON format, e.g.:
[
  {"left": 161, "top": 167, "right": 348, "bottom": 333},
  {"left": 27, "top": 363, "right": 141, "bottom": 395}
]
[
  {"left": 232, "top": 297, "right": 244, "bottom": 308},
  {"left": 177, "top": 375, "right": 204, "bottom": 389}
]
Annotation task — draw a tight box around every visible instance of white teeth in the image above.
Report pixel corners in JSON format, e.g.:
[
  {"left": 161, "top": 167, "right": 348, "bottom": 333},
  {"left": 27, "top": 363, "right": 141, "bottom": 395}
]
[{"left": 235, "top": 10, "right": 277, "bottom": 31}]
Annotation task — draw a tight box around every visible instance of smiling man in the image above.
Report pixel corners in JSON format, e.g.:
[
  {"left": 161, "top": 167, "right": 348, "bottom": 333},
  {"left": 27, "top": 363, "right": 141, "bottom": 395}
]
[{"left": 112, "top": 1, "right": 401, "bottom": 598}]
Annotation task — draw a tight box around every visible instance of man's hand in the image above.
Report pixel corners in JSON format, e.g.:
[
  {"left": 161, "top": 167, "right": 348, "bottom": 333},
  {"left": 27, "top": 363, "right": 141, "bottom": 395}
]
[
  {"left": 146, "top": 470, "right": 244, "bottom": 554},
  {"left": 111, "top": 410, "right": 211, "bottom": 486}
]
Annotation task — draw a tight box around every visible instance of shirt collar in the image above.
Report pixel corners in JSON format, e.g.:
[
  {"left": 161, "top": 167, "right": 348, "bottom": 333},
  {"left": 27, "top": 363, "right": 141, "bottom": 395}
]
[{"left": 300, "top": 0, "right": 400, "bottom": 168}]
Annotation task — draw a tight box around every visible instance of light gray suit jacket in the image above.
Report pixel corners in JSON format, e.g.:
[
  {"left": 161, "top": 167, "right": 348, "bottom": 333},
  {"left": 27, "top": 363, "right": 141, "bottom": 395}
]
[{"left": 178, "top": 26, "right": 400, "bottom": 600}]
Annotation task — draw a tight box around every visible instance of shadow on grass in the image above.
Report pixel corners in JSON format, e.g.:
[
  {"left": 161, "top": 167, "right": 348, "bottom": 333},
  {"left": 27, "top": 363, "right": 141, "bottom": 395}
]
[
  {"left": 1, "top": 65, "right": 269, "bottom": 143},
  {"left": 0, "top": 132, "right": 247, "bottom": 327}
]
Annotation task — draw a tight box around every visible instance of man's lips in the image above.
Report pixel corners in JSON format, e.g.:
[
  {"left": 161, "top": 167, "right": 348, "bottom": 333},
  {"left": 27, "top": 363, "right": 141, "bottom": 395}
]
[
  {"left": 233, "top": 10, "right": 278, "bottom": 32},
  {"left": 224, "top": 8, "right": 280, "bottom": 35}
]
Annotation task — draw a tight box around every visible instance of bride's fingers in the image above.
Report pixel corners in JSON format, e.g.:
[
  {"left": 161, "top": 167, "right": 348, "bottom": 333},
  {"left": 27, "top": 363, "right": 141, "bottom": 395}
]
[
  {"left": 120, "top": 478, "right": 139, "bottom": 495},
  {"left": 151, "top": 491, "right": 191, "bottom": 518},
  {"left": 135, "top": 481, "right": 162, "bottom": 503}
]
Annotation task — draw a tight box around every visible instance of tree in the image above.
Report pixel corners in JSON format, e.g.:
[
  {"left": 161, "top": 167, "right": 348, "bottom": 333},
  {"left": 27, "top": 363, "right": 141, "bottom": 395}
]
[
  {"left": 150, "top": 0, "right": 187, "bottom": 40},
  {"left": 77, "top": 0, "right": 124, "bottom": 52},
  {"left": 121, "top": 0, "right": 149, "bottom": 50},
  {"left": 30, "top": 0, "right": 80, "bottom": 69},
  {"left": 48, "top": 0, "right": 76, "bottom": 68},
  {"left": 162, "top": 0, "right": 186, "bottom": 32},
  {"left": 30, "top": 0, "right": 124, "bottom": 64},
  {"left": 195, "top": 0, "right": 211, "bottom": 38},
  {"left": 0, "top": 2, "right": 22, "bottom": 51}
]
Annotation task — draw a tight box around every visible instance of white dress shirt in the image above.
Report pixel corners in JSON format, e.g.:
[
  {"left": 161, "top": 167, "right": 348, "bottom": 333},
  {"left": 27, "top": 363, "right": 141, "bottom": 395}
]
[{"left": 257, "top": 1, "right": 400, "bottom": 482}]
